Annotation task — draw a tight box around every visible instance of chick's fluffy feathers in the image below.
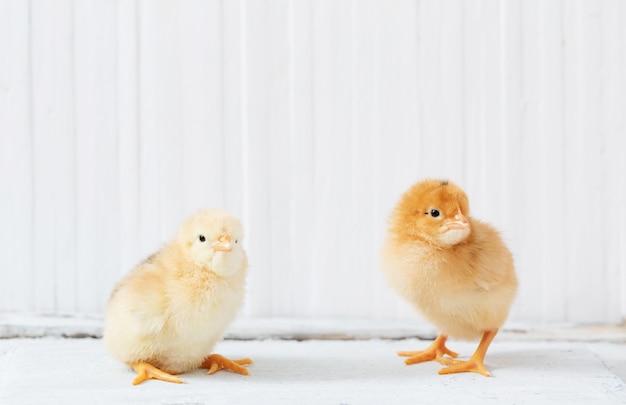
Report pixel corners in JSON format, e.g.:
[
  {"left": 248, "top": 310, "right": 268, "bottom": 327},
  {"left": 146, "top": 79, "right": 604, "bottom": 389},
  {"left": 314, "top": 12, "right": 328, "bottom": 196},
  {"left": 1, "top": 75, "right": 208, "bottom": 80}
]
[
  {"left": 104, "top": 209, "right": 247, "bottom": 373},
  {"left": 382, "top": 179, "right": 517, "bottom": 340}
]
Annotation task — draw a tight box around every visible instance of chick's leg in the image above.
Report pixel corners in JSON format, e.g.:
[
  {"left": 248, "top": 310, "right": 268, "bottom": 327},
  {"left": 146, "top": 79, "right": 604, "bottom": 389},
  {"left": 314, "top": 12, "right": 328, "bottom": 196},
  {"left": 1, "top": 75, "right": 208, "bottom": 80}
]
[
  {"left": 201, "top": 354, "right": 253, "bottom": 376},
  {"left": 398, "top": 334, "right": 458, "bottom": 365},
  {"left": 130, "top": 362, "right": 183, "bottom": 385},
  {"left": 438, "top": 329, "right": 498, "bottom": 377}
]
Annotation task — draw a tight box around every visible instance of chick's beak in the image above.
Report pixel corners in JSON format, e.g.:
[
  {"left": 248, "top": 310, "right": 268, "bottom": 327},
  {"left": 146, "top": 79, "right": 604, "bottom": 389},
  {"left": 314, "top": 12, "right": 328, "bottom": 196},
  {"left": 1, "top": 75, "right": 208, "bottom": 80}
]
[
  {"left": 445, "top": 210, "right": 469, "bottom": 230},
  {"left": 213, "top": 235, "right": 232, "bottom": 252}
]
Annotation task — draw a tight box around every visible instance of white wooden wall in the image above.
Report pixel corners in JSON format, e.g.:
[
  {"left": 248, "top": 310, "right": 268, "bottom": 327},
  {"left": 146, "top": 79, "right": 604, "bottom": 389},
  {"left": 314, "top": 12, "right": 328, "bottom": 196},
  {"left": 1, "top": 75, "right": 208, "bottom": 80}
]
[{"left": 1, "top": 0, "right": 625, "bottom": 325}]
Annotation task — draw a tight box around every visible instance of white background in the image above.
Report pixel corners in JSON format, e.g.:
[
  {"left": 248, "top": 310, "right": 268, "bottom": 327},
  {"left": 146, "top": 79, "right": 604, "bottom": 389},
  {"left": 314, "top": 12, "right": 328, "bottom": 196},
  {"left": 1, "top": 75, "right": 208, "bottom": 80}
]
[{"left": 1, "top": 0, "right": 625, "bottom": 325}]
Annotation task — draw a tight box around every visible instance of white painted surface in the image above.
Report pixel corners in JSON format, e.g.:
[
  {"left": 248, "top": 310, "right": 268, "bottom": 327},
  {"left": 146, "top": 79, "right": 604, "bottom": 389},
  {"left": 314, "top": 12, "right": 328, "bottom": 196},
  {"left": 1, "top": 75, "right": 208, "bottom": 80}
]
[
  {"left": 1, "top": 336, "right": 625, "bottom": 404},
  {"left": 1, "top": 1, "right": 625, "bottom": 324}
]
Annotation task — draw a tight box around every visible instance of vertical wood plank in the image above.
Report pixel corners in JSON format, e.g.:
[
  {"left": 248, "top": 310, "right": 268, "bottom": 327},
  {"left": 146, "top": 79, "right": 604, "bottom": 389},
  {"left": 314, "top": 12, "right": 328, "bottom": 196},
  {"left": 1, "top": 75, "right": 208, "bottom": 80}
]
[
  {"left": 309, "top": 0, "right": 358, "bottom": 317},
  {"left": 476, "top": 0, "right": 505, "bottom": 226},
  {"left": 516, "top": 0, "right": 567, "bottom": 323},
  {"left": 242, "top": 0, "right": 272, "bottom": 317},
  {"left": 74, "top": 0, "right": 119, "bottom": 313},
  {"left": 222, "top": 0, "right": 246, "bottom": 219},
  {"left": 435, "top": 0, "right": 465, "bottom": 181},
  {"left": 562, "top": 0, "right": 584, "bottom": 322},
  {"left": 179, "top": 0, "right": 225, "bottom": 215},
  {"left": 609, "top": 1, "right": 626, "bottom": 321},
  {"left": 537, "top": 0, "right": 566, "bottom": 322},
  {"left": 598, "top": 0, "right": 624, "bottom": 323},
  {"left": 117, "top": 0, "right": 141, "bottom": 277},
  {"left": 462, "top": 0, "right": 482, "bottom": 196},
  {"left": 463, "top": 0, "right": 506, "bottom": 218},
  {"left": 31, "top": 0, "right": 76, "bottom": 312},
  {"left": 288, "top": 0, "right": 316, "bottom": 316},
  {"left": 266, "top": 0, "right": 293, "bottom": 315},
  {"left": 221, "top": 0, "right": 250, "bottom": 313},
  {"left": 580, "top": 0, "right": 606, "bottom": 323},
  {"left": 136, "top": 0, "right": 162, "bottom": 258},
  {"left": 0, "top": 0, "right": 33, "bottom": 311},
  {"left": 154, "top": 2, "right": 185, "bottom": 239},
  {"left": 353, "top": 0, "right": 389, "bottom": 319},
  {"left": 375, "top": 0, "right": 420, "bottom": 201},
  {"left": 417, "top": 0, "right": 465, "bottom": 181},
  {"left": 517, "top": 0, "right": 544, "bottom": 323},
  {"left": 137, "top": 0, "right": 184, "bottom": 254},
  {"left": 622, "top": 2, "right": 626, "bottom": 322},
  {"left": 499, "top": 0, "right": 525, "bottom": 320},
  {"left": 563, "top": 0, "right": 605, "bottom": 323},
  {"left": 522, "top": 0, "right": 572, "bottom": 323}
]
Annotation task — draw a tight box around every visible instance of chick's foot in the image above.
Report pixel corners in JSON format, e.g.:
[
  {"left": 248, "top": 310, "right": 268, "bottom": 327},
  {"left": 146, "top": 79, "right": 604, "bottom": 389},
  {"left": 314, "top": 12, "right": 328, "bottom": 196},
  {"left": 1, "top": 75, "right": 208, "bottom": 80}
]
[
  {"left": 438, "top": 357, "right": 490, "bottom": 377},
  {"left": 201, "top": 354, "right": 253, "bottom": 376},
  {"left": 398, "top": 334, "right": 458, "bottom": 365},
  {"left": 130, "top": 362, "right": 183, "bottom": 385},
  {"left": 438, "top": 329, "right": 498, "bottom": 377}
]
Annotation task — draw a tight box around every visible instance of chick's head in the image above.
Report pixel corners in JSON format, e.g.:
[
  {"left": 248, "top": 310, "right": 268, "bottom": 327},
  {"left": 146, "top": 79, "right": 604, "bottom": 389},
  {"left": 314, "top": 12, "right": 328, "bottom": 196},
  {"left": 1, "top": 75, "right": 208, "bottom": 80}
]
[
  {"left": 390, "top": 179, "right": 471, "bottom": 247},
  {"left": 176, "top": 209, "right": 247, "bottom": 277}
]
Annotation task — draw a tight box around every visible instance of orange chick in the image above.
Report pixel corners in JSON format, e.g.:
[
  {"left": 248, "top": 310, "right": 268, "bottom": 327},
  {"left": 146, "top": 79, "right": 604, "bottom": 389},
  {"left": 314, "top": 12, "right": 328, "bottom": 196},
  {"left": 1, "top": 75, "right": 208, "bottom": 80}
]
[
  {"left": 104, "top": 209, "right": 252, "bottom": 385},
  {"left": 381, "top": 179, "right": 517, "bottom": 376}
]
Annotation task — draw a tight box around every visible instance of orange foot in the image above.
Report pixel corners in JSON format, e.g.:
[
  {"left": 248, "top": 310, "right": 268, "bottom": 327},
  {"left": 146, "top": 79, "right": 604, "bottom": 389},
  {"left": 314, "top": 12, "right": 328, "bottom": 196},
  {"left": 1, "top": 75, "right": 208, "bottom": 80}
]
[
  {"left": 398, "top": 334, "right": 458, "bottom": 365},
  {"left": 130, "top": 361, "right": 183, "bottom": 385},
  {"left": 438, "top": 357, "right": 490, "bottom": 377},
  {"left": 438, "top": 329, "right": 498, "bottom": 377},
  {"left": 201, "top": 354, "right": 253, "bottom": 376}
]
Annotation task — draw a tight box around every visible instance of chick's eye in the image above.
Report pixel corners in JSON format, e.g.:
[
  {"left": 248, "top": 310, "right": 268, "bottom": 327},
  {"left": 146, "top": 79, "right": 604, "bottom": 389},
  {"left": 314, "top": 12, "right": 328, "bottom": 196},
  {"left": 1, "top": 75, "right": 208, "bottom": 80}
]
[
  {"left": 199, "top": 235, "right": 206, "bottom": 242},
  {"left": 235, "top": 239, "right": 238, "bottom": 244},
  {"left": 429, "top": 209, "right": 440, "bottom": 218}
]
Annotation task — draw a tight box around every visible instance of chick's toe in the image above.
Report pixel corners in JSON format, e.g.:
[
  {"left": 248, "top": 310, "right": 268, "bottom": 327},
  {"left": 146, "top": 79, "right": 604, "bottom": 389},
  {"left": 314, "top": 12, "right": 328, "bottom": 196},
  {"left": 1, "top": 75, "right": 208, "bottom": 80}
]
[
  {"left": 131, "top": 362, "right": 183, "bottom": 385},
  {"left": 438, "top": 359, "right": 491, "bottom": 377},
  {"left": 201, "top": 354, "right": 253, "bottom": 376},
  {"left": 398, "top": 334, "right": 458, "bottom": 365},
  {"left": 437, "top": 329, "right": 498, "bottom": 377}
]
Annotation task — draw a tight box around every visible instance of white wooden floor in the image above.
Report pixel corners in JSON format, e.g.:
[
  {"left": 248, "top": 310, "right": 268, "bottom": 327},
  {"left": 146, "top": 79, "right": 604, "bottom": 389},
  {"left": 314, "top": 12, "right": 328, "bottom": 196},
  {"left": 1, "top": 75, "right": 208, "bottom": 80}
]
[{"left": 1, "top": 317, "right": 625, "bottom": 404}]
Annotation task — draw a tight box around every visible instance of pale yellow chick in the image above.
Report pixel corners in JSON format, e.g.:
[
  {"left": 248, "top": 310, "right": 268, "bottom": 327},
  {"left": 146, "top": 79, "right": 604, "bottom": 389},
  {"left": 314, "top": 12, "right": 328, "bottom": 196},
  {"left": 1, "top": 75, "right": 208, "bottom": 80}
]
[
  {"left": 104, "top": 209, "right": 251, "bottom": 385},
  {"left": 381, "top": 179, "right": 518, "bottom": 376}
]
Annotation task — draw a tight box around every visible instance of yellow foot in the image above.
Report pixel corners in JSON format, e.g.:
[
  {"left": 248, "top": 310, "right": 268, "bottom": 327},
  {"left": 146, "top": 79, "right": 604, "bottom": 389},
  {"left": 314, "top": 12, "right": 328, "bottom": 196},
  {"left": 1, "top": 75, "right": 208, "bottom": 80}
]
[
  {"left": 130, "top": 362, "right": 183, "bottom": 385},
  {"left": 437, "top": 329, "right": 499, "bottom": 377},
  {"left": 201, "top": 354, "right": 253, "bottom": 376},
  {"left": 438, "top": 357, "right": 491, "bottom": 377},
  {"left": 398, "top": 334, "right": 458, "bottom": 365}
]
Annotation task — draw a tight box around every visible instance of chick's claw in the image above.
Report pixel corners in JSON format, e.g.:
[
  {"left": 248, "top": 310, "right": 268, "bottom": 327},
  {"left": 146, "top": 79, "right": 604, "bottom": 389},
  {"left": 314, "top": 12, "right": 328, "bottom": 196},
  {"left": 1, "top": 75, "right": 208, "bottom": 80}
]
[
  {"left": 201, "top": 354, "right": 253, "bottom": 376},
  {"left": 398, "top": 334, "right": 458, "bottom": 365},
  {"left": 131, "top": 362, "right": 183, "bottom": 385}
]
